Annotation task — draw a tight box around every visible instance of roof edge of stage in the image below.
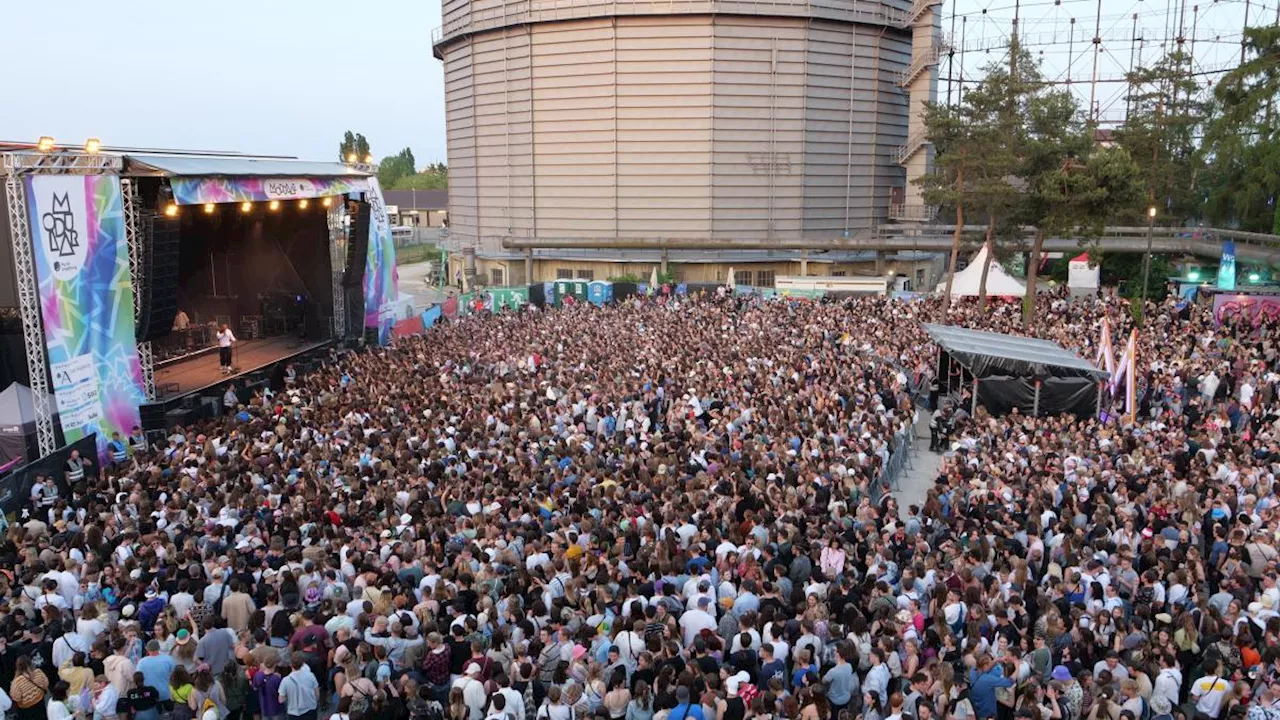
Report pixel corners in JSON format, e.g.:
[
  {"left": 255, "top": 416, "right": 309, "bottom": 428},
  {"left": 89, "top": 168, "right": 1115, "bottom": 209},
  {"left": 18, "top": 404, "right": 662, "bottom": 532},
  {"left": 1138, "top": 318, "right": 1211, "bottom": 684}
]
[
  {"left": 122, "top": 153, "right": 371, "bottom": 179},
  {"left": 923, "top": 323, "right": 1109, "bottom": 380}
]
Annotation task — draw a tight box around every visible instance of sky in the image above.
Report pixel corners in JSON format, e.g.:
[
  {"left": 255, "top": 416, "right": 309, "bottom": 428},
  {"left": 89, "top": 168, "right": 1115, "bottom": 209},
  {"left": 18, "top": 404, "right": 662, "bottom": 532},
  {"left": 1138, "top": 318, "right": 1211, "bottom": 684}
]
[
  {"left": 3, "top": 0, "right": 1261, "bottom": 168},
  {"left": 3, "top": 0, "right": 448, "bottom": 164}
]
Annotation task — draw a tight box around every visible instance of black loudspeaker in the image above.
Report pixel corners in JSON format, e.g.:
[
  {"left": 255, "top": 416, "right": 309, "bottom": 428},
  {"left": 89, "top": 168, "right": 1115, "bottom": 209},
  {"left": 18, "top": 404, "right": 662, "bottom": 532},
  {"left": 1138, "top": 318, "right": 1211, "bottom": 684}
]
[
  {"left": 528, "top": 283, "right": 546, "bottom": 308},
  {"left": 343, "top": 203, "right": 370, "bottom": 288},
  {"left": 135, "top": 213, "right": 181, "bottom": 342},
  {"left": 138, "top": 402, "right": 169, "bottom": 434}
]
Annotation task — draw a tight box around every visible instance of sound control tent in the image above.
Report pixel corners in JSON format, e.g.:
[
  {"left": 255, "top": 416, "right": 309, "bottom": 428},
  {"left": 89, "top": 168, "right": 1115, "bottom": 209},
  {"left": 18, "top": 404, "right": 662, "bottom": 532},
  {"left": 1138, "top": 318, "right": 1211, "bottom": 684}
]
[{"left": 925, "top": 323, "right": 1108, "bottom": 417}]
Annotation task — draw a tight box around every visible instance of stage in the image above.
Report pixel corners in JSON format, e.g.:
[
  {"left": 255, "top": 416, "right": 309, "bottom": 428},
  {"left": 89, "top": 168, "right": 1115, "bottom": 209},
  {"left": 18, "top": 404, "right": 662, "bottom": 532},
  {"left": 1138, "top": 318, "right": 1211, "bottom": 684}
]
[{"left": 153, "top": 337, "right": 331, "bottom": 400}]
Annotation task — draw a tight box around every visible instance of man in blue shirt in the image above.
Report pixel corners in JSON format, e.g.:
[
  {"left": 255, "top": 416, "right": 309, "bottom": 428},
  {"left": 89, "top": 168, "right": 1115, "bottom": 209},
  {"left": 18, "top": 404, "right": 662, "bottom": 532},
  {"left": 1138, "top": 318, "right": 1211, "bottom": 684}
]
[
  {"left": 136, "top": 641, "right": 175, "bottom": 703},
  {"left": 277, "top": 655, "right": 320, "bottom": 720},
  {"left": 824, "top": 643, "right": 859, "bottom": 717},
  {"left": 969, "top": 659, "right": 1015, "bottom": 719},
  {"left": 668, "top": 686, "right": 706, "bottom": 720}
]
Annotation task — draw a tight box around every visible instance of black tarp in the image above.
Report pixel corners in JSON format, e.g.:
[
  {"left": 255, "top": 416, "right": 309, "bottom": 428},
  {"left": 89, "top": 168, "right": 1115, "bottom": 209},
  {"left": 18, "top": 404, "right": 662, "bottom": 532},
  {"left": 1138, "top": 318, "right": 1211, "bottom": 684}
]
[
  {"left": 927, "top": 324, "right": 1106, "bottom": 418},
  {"left": 0, "top": 433, "right": 96, "bottom": 517},
  {"left": 924, "top": 324, "right": 1107, "bottom": 380}
]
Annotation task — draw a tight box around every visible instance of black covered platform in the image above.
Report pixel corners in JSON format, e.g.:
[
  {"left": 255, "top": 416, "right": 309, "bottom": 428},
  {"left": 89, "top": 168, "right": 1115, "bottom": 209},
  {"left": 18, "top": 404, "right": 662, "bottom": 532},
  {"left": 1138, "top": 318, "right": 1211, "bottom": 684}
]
[{"left": 925, "top": 323, "right": 1109, "bottom": 418}]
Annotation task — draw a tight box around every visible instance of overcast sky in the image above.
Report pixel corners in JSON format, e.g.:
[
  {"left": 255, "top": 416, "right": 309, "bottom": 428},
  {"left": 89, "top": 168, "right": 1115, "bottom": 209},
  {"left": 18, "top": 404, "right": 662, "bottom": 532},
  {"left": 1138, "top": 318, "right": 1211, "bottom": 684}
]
[{"left": 4, "top": 0, "right": 1259, "bottom": 168}]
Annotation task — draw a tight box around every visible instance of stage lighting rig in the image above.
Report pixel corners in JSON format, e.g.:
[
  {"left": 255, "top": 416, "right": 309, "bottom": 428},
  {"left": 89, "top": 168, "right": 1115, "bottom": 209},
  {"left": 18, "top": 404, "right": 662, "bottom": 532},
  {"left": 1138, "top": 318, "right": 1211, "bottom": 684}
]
[
  {"left": 84, "top": 138, "right": 101, "bottom": 155},
  {"left": 36, "top": 136, "right": 55, "bottom": 152}
]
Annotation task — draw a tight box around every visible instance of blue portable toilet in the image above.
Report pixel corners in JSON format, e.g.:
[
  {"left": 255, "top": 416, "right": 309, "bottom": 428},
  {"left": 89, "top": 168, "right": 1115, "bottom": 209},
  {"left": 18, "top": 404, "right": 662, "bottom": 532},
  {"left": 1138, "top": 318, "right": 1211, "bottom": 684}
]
[{"left": 587, "top": 281, "right": 613, "bottom": 306}]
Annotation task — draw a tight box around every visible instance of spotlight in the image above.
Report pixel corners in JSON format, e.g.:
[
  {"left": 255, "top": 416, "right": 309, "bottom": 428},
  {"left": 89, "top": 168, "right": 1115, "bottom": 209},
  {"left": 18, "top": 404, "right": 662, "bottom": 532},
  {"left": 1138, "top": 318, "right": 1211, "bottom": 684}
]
[
  {"left": 1187, "top": 269, "right": 1200, "bottom": 282},
  {"left": 241, "top": 201, "right": 252, "bottom": 213},
  {"left": 1147, "top": 206, "right": 1157, "bottom": 219},
  {"left": 84, "top": 138, "right": 101, "bottom": 155},
  {"left": 203, "top": 203, "right": 215, "bottom": 215},
  {"left": 364, "top": 154, "right": 374, "bottom": 164},
  {"left": 346, "top": 153, "right": 357, "bottom": 163},
  {"left": 1250, "top": 272, "right": 1261, "bottom": 283},
  {"left": 36, "top": 136, "right": 55, "bottom": 152},
  {"left": 164, "top": 203, "right": 179, "bottom": 217},
  {"left": 299, "top": 199, "right": 309, "bottom": 209},
  {"left": 269, "top": 200, "right": 280, "bottom": 211},
  {"left": 321, "top": 197, "right": 332, "bottom": 208}
]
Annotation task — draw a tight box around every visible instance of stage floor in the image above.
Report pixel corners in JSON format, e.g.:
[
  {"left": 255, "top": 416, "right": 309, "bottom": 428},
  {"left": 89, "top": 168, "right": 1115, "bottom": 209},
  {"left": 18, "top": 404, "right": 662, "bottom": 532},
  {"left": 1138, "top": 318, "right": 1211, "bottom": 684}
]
[{"left": 153, "top": 337, "right": 329, "bottom": 400}]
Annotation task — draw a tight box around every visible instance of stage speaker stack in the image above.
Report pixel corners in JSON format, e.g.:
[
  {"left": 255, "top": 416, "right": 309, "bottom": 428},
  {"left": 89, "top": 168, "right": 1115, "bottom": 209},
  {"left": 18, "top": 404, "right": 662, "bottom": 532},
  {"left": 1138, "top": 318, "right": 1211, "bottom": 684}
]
[
  {"left": 528, "top": 283, "right": 546, "bottom": 308},
  {"left": 343, "top": 202, "right": 370, "bottom": 339},
  {"left": 135, "top": 213, "right": 182, "bottom": 342}
]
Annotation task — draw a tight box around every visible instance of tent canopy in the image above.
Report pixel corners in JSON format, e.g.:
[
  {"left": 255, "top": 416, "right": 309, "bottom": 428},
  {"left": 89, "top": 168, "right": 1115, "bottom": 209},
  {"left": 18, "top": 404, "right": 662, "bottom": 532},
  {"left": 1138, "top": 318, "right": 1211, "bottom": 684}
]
[
  {"left": 937, "top": 245, "right": 1027, "bottom": 297},
  {"left": 0, "top": 382, "right": 55, "bottom": 430},
  {"left": 924, "top": 324, "right": 1107, "bottom": 380}
]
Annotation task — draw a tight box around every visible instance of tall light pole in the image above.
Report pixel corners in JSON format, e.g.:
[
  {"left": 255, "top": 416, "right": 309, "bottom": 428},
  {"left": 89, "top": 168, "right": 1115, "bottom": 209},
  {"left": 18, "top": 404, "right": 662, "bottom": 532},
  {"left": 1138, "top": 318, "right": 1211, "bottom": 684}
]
[{"left": 1140, "top": 205, "right": 1157, "bottom": 316}]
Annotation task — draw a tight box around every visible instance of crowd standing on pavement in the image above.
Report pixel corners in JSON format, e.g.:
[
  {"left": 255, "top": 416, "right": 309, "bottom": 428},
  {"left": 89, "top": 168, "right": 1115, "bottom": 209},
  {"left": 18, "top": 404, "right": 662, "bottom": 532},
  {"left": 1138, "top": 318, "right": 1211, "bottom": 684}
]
[{"left": 3, "top": 286, "right": 1280, "bottom": 720}]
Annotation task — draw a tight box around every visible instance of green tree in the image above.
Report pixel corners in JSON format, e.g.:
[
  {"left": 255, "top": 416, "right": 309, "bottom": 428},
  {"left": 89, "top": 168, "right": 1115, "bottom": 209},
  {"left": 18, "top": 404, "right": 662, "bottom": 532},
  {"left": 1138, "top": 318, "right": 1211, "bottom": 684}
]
[
  {"left": 1201, "top": 25, "right": 1280, "bottom": 232},
  {"left": 378, "top": 147, "right": 417, "bottom": 187},
  {"left": 960, "top": 42, "right": 1026, "bottom": 310},
  {"left": 915, "top": 100, "right": 984, "bottom": 309},
  {"left": 338, "top": 131, "right": 371, "bottom": 162},
  {"left": 390, "top": 162, "right": 449, "bottom": 190},
  {"left": 1116, "top": 49, "right": 1205, "bottom": 222}
]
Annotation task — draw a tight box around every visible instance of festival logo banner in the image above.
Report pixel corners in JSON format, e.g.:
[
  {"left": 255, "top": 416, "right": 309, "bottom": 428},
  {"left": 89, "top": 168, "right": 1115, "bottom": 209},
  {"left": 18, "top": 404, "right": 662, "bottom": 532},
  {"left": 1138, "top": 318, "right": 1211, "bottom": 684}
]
[
  {"left": 362, "top": 178, "right": 399, "bottom": 338},
  {"left": 169, "top": 176, "right": 369, "bottom": 205},
  {"left": 1217, "top": 240, "right": 1237, "bottom": 290},
  {"left": 26, "top": 176, "right": 146, "bottom": 460}
]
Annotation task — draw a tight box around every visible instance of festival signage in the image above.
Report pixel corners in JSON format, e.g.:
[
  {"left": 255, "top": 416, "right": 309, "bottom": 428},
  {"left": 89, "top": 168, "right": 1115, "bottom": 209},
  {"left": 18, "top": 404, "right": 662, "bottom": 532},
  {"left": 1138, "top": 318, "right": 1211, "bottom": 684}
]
[
  {"left": 1217, "top": 240, "right": 1237, "bottom": 290},
  {"left": 362, "top": 178, "right": 398, "bottom": 340},
  {"left": 25, "top": 175, "right": 146, "bottom": 460},
  {"left": 169, "top": 176, "right": 369, "bottom": 205},
  {"left": 1213, "top": 293, "right": 1280, "bottom": 327}
]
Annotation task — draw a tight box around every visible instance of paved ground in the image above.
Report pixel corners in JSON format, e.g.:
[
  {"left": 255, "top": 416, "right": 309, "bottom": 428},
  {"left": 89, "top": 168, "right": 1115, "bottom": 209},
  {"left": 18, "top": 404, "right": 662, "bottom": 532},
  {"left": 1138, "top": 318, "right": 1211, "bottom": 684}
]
[
  {"left": 397, "top": 260, "right": 450, "bottom": 310},
  {"left": 893, "top": 415, "right": 942, "bottom": 513}
]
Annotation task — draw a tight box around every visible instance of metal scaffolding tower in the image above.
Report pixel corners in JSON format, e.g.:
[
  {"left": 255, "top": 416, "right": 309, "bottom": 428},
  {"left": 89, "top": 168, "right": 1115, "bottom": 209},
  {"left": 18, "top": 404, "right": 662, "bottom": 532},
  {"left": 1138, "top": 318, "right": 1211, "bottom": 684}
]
[{"left": 1, "top": 150, "right": 123, "bottom": 456}]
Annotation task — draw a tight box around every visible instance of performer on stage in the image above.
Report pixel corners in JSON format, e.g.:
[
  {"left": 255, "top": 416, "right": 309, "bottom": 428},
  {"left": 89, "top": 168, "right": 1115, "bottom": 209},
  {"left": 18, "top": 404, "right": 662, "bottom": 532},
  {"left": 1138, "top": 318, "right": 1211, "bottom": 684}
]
[{"left": 216, "top": 324, "right": 236, "bottom": 374}]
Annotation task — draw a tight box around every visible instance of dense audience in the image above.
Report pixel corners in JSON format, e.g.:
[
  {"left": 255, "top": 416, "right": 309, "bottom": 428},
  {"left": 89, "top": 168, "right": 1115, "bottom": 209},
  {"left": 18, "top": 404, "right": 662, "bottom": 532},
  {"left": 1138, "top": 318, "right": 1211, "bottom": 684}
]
[{"left": 3, "top": 286, "right": 1279, "bottom": 720}]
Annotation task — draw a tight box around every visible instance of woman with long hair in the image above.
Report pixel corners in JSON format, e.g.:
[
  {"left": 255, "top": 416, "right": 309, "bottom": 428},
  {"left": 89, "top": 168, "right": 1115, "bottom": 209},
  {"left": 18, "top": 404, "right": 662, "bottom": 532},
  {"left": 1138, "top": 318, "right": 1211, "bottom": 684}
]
[
  {"left": 799, "top": 687, "right": 831, "bottom": 720},
  {"left": 626, "top": 681, "right": 654, "bottom": 720},
  {"left": 447, "top": 687, "right": 469, "bottom": 720},
  {"left": 11, "top": 656, "right": 50, "bottom": 720},
  {"left": 169, "top": 666, "right": 196, "bottom": 720},
  {"left": 603, "top": 668, "right": 631, "bottom": 720}
]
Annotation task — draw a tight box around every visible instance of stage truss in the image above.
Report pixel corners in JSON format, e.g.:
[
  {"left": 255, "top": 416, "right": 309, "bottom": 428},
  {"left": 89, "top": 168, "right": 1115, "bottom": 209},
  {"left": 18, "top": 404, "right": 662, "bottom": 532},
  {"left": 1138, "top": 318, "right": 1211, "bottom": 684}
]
[
  {"left": 1, "top": 150, "right": 124, "bottom": 456},
  {"left": 121, "top": 179, "right": 156, "bottom": 402},
  {"left": 328, "top": 202, "right": 347, "bottom": 339}
]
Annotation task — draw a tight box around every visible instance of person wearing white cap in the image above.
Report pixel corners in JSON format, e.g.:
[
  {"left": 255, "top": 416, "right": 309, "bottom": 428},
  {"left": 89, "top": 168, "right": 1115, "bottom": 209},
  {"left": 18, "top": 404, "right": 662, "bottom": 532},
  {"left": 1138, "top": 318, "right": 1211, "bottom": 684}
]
[{"left": 452, "top": 664, "right": 487, "bottom": 720}]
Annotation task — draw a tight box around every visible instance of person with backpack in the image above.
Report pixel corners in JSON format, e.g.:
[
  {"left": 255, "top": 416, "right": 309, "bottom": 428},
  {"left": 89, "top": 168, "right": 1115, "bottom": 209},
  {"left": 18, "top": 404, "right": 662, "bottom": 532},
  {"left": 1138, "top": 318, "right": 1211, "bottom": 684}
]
[
  {"left": 253, "top": 656, "right": 286, "bottom": 720},
  {"left": 218, "top": 663, "right": 250, "bottom": 720}
]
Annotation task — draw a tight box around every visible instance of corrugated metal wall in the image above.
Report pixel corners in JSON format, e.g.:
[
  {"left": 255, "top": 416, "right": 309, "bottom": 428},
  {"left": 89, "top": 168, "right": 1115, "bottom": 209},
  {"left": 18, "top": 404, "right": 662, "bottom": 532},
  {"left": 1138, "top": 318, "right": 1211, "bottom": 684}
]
[{"left": 441, "top": 12, "right": 912, "bottom": 250}]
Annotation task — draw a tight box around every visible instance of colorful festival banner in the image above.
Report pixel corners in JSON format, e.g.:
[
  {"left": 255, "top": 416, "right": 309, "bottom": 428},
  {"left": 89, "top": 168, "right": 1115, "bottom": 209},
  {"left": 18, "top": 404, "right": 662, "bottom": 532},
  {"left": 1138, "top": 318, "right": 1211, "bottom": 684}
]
[
  {"left": 26, "top": 175, "right": 146, "bottom": 461},
  {"left": 170, "top": 176, "right": 369, "bottom": 205},
  {"left": 362, "top": 178, "right": 398, "bottom": 338},
  {"left": 1213, "top": 293, "right": 1280, "bottom": 327},
  {"left": 1217, "top": 240, "right": 1237, "bottom": 290}
]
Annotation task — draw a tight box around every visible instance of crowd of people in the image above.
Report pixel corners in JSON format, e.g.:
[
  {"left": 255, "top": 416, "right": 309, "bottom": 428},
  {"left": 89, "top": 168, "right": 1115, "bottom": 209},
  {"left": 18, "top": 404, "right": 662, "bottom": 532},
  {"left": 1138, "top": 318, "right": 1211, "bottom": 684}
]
[{"left": 2, "top": 284, "right": 1279, "bottom": 720}]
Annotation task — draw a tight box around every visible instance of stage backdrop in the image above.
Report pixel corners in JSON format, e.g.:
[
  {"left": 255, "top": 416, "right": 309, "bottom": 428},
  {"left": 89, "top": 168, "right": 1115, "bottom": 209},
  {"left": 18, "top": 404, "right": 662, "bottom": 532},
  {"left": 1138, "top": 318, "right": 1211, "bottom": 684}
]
[
  {"left": 170, "top": 176, "right": 369, "bottom": 205},
  {"left": 25, "top": 175, "right": 146, "bottom": 461},
  {"left": 363, "top": 178, "right": 398, "bottom": 338}
]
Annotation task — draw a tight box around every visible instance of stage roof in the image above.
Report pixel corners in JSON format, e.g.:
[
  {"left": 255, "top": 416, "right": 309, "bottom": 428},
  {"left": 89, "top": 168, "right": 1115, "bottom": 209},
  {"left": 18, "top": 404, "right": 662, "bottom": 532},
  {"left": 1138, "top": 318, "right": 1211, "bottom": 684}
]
[
  {"left": 124, "top": 154, "right": 368, "bottom": 178},
  {"left": 923, "top": 323, "right": 1107, "bottom": 380}
]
